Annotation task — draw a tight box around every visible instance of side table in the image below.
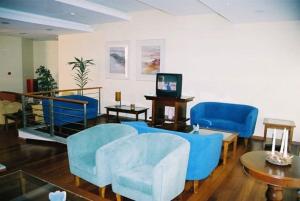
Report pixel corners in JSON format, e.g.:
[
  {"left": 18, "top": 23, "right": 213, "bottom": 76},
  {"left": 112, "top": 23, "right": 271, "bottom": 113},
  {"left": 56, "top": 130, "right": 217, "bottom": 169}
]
[
  {"left": 241, "top": 151, "right": 300, "bottom": 201},
  {"left": 105, "top": 105, "right": 148, "bottom": 122},
  {"left": 263, "top": 118, "right": 296, "bottom": 146},
  {"left": 198, "top": 128, "right": 238, "bottom": 165}
]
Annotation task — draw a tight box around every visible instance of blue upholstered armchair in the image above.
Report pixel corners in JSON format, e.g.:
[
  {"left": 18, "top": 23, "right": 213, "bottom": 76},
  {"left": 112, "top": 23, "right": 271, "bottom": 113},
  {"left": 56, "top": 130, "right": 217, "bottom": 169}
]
[
  {"left": 121, "top": 121, "right": 223, "bottom": 193},
  {"left": 98, "top": 133, "right": 190, "bottom": 201},
  {"left": 42, "top": 95, "right": 98, "bottom": 126},
  {"left": 66, "top": 123, "right": 137, "bottom": 198},
  {"left": 190, "top": 102, "right": 258, "bottom": 140}
]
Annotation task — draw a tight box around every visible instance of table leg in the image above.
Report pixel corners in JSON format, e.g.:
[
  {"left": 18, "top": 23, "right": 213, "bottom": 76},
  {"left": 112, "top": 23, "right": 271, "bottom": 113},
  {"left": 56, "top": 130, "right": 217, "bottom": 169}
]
[
  {"left": 266, "top": 185, "right": 283, "bottom": 201},
  {"left": 289, "top": 127, "right": 294, "bottom": 146},
  {"left": 233, "top": 136, "right": 237, "bottom": 158},
  {"left": 223, "top": 142, "right": 228, "bottom": 165},
  {"left": 264, "top": 125, "right": 268, "bottom": 141},
  {"left": 136, "top": 114, "right": 138, "bottom": 121},
  {"left": 145, "top": 110, "right": 147, "bottom": 122},
  {"left": 116, "top": 112, "right": 119, "bottom": 122},
  {"left": 106, "top": 109, "right": 109, "bottom": 122},
  {"left": 5, "top": 117, "right": 8, "bottom": 131}
]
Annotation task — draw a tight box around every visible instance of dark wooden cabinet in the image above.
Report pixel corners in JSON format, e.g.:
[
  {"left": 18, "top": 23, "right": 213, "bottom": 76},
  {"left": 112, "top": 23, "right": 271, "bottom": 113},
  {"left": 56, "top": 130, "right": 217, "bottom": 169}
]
[{"left": 144, "top": 95, "right": 194, "bottom": 131}]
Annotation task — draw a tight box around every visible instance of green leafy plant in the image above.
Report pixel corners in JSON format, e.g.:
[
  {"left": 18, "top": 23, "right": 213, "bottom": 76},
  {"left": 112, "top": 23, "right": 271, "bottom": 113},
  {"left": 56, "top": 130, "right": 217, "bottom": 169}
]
[
  {"left": 35, "top": 66, "right": 57, "bottom": 92},
  {"left": 68, "top": 57, "right": 94, "bottom": 90}
]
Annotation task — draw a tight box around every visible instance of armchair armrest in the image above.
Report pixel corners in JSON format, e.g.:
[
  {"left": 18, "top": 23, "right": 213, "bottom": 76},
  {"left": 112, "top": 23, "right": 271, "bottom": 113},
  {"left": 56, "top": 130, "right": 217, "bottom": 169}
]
[
  {"left": 186, "top": 133, "right": 222, "bottom": 180},
  {"left": 67, "top": 132, "right": 97, "bottom": 163},
  {"left": 243, "top": 108, "right": 258, "bottom": 137},
  {"left": 190, "top": 103, "right": 206, "bottom": 126},
  {"left": 153, "top": 142, "right": 190, "bottom": 201},
  {"left": 95, "top": 135, "right": 136, "bottom": 186}
]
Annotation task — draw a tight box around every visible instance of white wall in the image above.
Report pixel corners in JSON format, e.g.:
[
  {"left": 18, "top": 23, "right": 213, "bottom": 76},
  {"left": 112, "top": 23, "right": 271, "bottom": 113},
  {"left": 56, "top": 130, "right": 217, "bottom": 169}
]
[
  {"left": 33, "top": 40, "right": 58, "bottom": 82},
  {"left": 0, "top": 36, "right": 23, "bottom": 92},
  {"left": 58, "top": 10, "right": 300, "bottom": 142}
]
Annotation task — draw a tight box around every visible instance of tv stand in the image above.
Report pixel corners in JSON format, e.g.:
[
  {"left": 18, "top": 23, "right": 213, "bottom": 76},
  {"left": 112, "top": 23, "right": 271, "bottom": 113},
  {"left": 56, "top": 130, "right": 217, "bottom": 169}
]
[{"left": 144, "top": 95, "right": 194, "bottom": 131}]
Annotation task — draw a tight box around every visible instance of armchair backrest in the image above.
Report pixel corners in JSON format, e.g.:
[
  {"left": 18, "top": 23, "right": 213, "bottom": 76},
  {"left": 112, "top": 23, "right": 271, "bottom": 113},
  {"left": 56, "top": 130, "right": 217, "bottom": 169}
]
[{"left": 67, "top": 123, "right": 138, "bottom": 158}]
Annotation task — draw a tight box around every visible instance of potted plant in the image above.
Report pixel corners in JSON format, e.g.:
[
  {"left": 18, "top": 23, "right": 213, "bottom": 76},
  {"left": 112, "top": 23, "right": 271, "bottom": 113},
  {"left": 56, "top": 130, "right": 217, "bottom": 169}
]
[
  {"left": 68, "top": 57, "right": 94, "bottom": 91},
  {"left": 35, "top": 66, "right": 57, "bottom": 92}
]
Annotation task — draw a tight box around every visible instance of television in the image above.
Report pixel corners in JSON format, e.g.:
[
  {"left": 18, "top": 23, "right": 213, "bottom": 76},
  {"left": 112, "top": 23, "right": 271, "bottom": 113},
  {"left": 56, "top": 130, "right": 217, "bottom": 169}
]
[{"left": 156, "top": 73, "right": 182, "bottom": 98}]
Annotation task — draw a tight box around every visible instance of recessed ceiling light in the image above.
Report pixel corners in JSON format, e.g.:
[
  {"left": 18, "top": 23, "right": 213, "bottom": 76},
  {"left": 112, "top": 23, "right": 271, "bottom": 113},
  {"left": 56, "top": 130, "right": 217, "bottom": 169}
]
[
  {"left": 1, "top": 21, "right": 10, "bottom": 25},
  {"left": 70, "top": 12, "right": 76, "bottom": 16},
  {"left": 19, "top": 32, "right": 27, "bottom": 35},
  {"left": 46, "top": 28, "right": 53, "bottom": 31}
]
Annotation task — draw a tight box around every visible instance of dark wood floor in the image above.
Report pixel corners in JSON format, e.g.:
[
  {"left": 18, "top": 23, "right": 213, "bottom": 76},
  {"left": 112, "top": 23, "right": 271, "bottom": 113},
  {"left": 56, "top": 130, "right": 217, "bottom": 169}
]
[{"left": 1, "top": 119, "right": 300, "bottom": 201}]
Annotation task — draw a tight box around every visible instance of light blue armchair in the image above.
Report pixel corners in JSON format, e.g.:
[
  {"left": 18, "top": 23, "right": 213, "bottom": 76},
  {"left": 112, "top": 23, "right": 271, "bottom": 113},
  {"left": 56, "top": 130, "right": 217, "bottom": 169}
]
[
  {"left": 98, "top": 133, "right": 190, "bottom": 201},
  {"left": 121, "top": 121, "right": 223, "bottom": 193},
  {"left": 66, "top": 123, "right": 137, "bottom": 198}
]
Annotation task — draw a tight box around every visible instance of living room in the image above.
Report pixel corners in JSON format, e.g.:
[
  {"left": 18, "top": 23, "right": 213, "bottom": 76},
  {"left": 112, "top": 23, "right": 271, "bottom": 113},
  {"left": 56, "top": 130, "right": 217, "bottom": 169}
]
[{"left": 0, "top": 0, "right": 300, "bottom": 201}]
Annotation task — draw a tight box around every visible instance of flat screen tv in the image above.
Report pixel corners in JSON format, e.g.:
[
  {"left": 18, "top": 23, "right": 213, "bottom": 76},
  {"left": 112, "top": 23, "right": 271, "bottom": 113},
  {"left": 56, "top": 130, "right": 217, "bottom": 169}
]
[{"left": 156, "top": 73, "right": 182, "bottom": 98}]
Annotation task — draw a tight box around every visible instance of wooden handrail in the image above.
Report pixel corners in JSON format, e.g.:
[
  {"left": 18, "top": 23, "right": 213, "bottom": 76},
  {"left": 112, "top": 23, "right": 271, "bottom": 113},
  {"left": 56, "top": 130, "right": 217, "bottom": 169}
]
[
  {"left": 25, "top": 86, "right": 102, "bottom": 96},
  {"left": 24, "top": 94, "right": 88, "bottom": 104},
  {"left": 55, "top": 86, "right": 102, "bottom": 93}
]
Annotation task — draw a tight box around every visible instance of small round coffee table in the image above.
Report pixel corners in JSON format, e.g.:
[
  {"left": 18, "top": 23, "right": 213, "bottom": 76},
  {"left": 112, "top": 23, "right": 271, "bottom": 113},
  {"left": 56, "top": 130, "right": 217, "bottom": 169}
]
[{"left": 240, "top": 151, "right": 300, "bottom": 201}]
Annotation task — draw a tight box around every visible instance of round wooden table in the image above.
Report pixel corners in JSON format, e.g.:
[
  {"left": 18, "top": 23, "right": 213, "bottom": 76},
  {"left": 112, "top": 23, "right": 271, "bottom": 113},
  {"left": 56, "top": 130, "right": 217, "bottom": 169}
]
[{"left": 240, "top": 151, "right": 300, "bottom": 201}]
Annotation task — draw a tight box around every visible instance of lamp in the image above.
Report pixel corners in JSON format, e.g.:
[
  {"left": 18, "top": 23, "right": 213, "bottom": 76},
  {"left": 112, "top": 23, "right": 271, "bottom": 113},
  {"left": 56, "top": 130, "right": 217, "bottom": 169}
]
[{"left": 115, "top": 91, "right": 121, "bottom": 107}]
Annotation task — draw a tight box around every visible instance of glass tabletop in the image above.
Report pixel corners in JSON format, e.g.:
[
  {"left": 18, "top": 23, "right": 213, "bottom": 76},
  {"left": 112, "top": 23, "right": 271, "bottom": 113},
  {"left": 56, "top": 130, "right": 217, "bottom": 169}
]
[
  {"left": 105, "top": 105, "right": 148, "bottom": 112},
  {"left": 191, "top": 128, "right": 236, "bottom": 141},
  {"left": 0, "top": 170, "right": 89, "bottom": 201}
]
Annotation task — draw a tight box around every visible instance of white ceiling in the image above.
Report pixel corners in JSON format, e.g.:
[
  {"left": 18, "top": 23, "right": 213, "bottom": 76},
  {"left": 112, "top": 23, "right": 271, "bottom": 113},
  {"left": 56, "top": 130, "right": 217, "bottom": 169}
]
[{"left": 0, "top": 0, "right": 299, "bottom": 40}]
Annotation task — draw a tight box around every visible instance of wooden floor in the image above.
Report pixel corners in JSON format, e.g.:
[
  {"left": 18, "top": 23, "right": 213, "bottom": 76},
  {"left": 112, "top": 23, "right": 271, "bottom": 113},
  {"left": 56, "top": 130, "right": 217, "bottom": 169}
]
[{"left": 1, "top": 120, "right": 300, "bottom": 201}]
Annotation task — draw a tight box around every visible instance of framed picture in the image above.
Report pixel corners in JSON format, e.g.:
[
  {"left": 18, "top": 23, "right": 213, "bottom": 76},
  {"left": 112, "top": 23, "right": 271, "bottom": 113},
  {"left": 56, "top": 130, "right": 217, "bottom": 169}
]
[
  {"left": 105, "top": 41, "right": 129, "bottom": 79},
  {"left": 136, "top": 39, "right": 165, "bottom": 81}
]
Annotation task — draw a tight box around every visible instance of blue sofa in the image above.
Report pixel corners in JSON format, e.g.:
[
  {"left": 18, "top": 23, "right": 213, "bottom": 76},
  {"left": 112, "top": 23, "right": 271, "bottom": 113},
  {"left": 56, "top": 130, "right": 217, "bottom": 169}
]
[
  {"left": 42, "top": 95, "right": 98, "bottom": 126},
  {"left": 122, "top": 121, "right": 223, "bottom": 192},
  {"left": 190, "top": 102, "right": 258, "bottom": 139}
]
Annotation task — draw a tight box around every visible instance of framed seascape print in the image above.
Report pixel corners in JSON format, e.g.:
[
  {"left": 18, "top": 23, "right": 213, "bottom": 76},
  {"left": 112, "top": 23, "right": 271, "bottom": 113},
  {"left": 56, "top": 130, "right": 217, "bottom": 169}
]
[
  {"left": 136, "top": 39, "right": 165, "bottom": 81},
  {"left": 105, "top": 41, "right": 129, "bottom": 79}
]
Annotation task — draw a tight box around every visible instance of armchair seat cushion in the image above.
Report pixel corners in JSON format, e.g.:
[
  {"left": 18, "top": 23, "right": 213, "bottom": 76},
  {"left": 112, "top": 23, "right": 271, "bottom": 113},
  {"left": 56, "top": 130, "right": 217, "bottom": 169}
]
[
  {"left": 200, "top": 118, "right": 244, "bottom": 133},
  {"left": 117, "top": 165, "right": 153, "bottom": 195}
]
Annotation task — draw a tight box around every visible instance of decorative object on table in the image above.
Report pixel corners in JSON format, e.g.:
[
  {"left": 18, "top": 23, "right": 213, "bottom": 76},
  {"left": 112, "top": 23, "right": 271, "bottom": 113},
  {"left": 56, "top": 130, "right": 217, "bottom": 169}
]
[
  {"left": 68, "top": 57, "right": 94, "bottom": 91},
  {"left": 105, "top": 41, "right": 129, "bottom": 79},
  {"left": 130, "top": 104, "right": 135, "bottom": 110},
  {"left": 190, "top": 124, "right": 200, "bottom": 134},
  {"left": 266, "top": 128, "right": 293, "bottom": 166},
  {"left": 0, "top": 163, "right": 6, "bottom": 172},
  {"left": 49, "top": 190, "right": 66, "bottom": 201},
  {"left": 115, "top": 91, "right": 121, "bottom": 107},
  {"left": 35, "top": 66, "right": 58, "bottom": 92},
  {"left": 136, "top": 39, "right": 165, "bottom": 80}
]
